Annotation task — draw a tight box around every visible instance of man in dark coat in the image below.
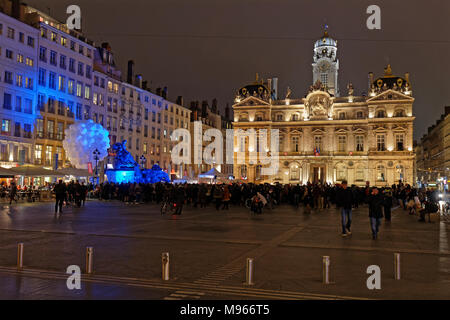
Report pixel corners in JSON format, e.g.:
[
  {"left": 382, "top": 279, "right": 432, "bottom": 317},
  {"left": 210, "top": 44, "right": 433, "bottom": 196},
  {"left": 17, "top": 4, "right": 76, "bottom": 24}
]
[
  {"left": 368, "top": 187, "right": 384, "bottom": 240},
  {"left": 54, "top": 180, "right": 67, "bottom": 214},
  {"left": 336, "top": 180, "right": 353, "bottom": 237}
]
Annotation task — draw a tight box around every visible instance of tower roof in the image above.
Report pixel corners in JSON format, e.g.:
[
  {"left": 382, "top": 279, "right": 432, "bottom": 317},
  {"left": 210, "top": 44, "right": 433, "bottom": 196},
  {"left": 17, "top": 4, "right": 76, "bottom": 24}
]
[{"left": 314, "top": 25, "right": 337, "bottom": 49}]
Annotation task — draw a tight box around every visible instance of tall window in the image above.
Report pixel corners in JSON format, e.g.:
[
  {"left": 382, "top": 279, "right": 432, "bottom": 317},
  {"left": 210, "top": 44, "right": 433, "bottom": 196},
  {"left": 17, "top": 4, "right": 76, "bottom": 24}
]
[
  {"left": 47, "top": 120, "right": 54, "bottom": 139},
  {"left": 314, "top": 136, "right": 322, "bottom": 151},
  {"left": 356, "top": 135, "right": 364, "bottom": 152},
  {"left": 338, "top": 136, "right": 346, "bottom": 152},
  {"left": 355, "top": 166, "right": 364, "bottom": 181},
  {"left": 376, "top": 135, "right": 385, "bottom": 151},
  {"left": 38, "top": 68, "right": 46, "bottom": 86},
  {"left": 321, "top": 73, "right": 328, "bottom": 87},
  {"left": 1, "top": 119, "right": 10, "bottom": 133},
  {"left": 35, "top": 145, "right": 43, "bottom": 164},
  {"left": 377, "top": 165, "right": 386, "bottom": 182},
  {"left": 36, "top": 119, "right": 44, "bottom": 138},
  {"left": 45, "top": 145, "right": 53, "bottom": 165},
  {"left": 395, "top": 134, "right": 404, "bottom": 151},
  {"left": 240, "top": 165, "right": 247, "bottom": 178},
  {"left": 292, "top": 136, "right": 300, "bottom": 152}
]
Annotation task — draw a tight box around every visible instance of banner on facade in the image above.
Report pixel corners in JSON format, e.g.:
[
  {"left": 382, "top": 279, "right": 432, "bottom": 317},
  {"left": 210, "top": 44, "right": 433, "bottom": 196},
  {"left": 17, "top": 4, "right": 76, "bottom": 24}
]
[{"left": 87, "top": 162, "right": 93, "bottom": 174}]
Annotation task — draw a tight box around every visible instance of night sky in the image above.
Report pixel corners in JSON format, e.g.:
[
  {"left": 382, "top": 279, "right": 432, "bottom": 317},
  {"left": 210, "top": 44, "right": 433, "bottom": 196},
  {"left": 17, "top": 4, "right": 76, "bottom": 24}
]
[{"left": 27, "top": 0, "right": 450, "bottom": 140}]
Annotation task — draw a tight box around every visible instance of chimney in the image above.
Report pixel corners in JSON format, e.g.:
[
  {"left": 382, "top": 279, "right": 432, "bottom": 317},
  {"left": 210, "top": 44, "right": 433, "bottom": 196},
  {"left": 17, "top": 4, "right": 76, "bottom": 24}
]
[
  {"left": 142, "top": 80, "right": 148, "bottom": 90},
  {"left": 445, "top": 106, "right": 450, "bottom": 116},
  {"left": 201, "top": 100, "right": 208, "bottom": 118},
  {"left": 156, "top": 87, "right": 161, "bottom": 96},
  {"left": 127, "top": 60, "right": 134, "bottom": 84},
  {"left": 271, "top": 77, "right": 278, "bottom": 100},
  {"left": 211, "top": 98, "right": 218, "bottom": 113},
  {"left": 162, "top": 87, "right": 167, "bottom": 99},
  {"left": 267, "top": 78, "right": 272, "bottom": 99},
  {"left": 12, "top": 0, "right": 20, "bottom": 19},
  {"left": 135, "top": 74, "right": 142, "bottom": 88},
  {"left": 176, "top": 96, "right": 184, "bottom": 106}
]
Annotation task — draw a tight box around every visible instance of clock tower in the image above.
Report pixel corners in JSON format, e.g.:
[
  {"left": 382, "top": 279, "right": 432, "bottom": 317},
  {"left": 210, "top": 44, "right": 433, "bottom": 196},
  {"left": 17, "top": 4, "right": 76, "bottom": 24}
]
[{"left": 312, "top": 26, "right": 340, "bottom": 97}]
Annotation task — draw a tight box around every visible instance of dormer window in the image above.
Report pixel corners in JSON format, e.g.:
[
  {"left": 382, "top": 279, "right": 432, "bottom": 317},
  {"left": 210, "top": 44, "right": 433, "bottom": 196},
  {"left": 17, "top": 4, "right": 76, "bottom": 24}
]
[
  {"left": 376, "top": 110, "right": 386, "bottom": 118},
  {"left": 339, "top": 112, "right": 346, "bottom": 120}
]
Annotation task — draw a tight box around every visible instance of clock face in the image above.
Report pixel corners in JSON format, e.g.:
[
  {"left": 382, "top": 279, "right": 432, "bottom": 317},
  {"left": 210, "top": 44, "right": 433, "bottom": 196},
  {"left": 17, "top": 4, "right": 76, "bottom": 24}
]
[{"left": 318, "top": 61, "right": 330, "bottom": 72}]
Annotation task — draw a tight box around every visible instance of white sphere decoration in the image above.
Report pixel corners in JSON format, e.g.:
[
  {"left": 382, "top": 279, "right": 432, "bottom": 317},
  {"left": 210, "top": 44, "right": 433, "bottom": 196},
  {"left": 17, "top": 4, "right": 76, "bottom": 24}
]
[{"left": 62, "top": 120, "right": 110, "bottom": 169}]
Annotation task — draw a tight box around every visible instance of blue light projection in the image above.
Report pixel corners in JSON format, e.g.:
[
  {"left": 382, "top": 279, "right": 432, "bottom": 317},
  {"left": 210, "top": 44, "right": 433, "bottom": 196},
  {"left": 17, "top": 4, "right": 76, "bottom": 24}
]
[{"left": 106, "top": 141, "right": 170, "bottom": 184}]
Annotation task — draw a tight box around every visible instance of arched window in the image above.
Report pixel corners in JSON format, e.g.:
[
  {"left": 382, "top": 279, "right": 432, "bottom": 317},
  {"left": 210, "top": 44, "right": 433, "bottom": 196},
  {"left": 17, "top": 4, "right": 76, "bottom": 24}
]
[
  {"left": 376, "top": 109, "right": 386, "bottom": 118},
  {"left": 339, "top": 112, "right": 346, "bottom": 120},
  {"left": 356, "top": 111, "right": 364, "bottom": 119},
  {"left": 376, "top": 165, "right": 386, "bottom": 182},
  {"left": 255, "top": 113, "right": 264, "bottom": 121},
  {"left": 276, "top": 113, "right": 284, "bottom": 121},
  {"left": 394, "top": 109, "right": 405, "bottom": 117},
  {"left": 291, "top": 113, "right": 299, "bottom": 121},
  {"left": 239, "top": 113, "right": 248, "bottom": 121}
]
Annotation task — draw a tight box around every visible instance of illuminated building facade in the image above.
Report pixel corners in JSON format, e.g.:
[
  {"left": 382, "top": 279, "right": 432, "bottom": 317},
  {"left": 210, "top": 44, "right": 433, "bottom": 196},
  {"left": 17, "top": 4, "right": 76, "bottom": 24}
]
[{"left": 232, "top": 28, "right": 415, "bottom": 186}]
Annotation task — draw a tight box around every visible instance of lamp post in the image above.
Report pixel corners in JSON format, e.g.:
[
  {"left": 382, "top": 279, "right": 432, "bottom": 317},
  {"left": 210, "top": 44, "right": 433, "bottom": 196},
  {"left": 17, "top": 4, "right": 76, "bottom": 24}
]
[
  {"left": 139, "top": 155, "right": 146, "bottom": 169},
  {"left": 93, "top": 148, "right": 100, "bottom": 184}
]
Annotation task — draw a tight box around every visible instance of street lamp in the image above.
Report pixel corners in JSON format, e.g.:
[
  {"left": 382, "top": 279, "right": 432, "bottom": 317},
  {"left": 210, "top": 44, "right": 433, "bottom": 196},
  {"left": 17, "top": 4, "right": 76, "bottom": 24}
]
[
  {"left": 93, "top": 148, "right": 100, "bottom": 183},
  {"left": 139, "top": 155, "right": 146, "bottom": 169}
]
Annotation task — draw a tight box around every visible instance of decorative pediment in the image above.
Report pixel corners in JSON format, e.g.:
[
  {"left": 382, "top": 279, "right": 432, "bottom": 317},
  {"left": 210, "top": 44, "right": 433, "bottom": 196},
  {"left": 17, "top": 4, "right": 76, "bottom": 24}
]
[
  {"left": 352, "top": 127, "right": 367, "bottom": 134},
  {"left": 373, "top": 125, "right": 388, "bottom": 133},
  {"left": 233, "top": 96, "right": 270, "bottom": 107},
  {"left": 290, "top": 129, "right": 302, "bottom": 134},
  {"left": 335, "top": 127, "right": 349, "bottom": 134},
  {"left": 367, "top": 89, "right": 414, "bottom": 102},
  {"left": 311, "top": 128, "right": 326, "bottom": 134},
  {"left": 392, "top": 125, "right": 407, "bottom": 132}
]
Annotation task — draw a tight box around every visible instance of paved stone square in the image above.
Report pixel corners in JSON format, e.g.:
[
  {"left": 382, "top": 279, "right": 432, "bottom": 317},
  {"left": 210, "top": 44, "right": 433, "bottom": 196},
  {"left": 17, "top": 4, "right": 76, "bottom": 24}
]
[{"left": 0, "top": 199, "right": 449, "bottom": 299}]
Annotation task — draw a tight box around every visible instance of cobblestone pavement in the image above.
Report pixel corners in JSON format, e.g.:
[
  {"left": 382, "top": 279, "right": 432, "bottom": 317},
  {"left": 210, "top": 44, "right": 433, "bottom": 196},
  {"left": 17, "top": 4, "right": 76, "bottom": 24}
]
[{"left": 0, "top": 199, "right": 449, "bottom": 299}]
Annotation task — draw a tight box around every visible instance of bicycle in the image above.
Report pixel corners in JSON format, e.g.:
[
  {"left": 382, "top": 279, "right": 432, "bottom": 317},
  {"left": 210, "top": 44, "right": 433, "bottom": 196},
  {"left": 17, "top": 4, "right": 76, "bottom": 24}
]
[{"left": 160, "top": 199, "right": 176, "bottom": 215}]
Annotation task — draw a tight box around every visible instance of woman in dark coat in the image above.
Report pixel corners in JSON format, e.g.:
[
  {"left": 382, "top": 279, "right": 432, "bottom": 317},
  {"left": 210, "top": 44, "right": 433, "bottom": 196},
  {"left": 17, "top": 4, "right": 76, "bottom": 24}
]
[{"left": 368, "top": 187, "right": 384, "bottom": 240}]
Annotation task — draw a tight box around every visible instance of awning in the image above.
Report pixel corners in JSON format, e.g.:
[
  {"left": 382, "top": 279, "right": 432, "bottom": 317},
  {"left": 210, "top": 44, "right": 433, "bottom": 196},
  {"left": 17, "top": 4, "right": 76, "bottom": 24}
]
[
  {"left": 0, "top": 167, "right": 16, "bottom": 177},
  {"left": 56, "top": 167, "right": 93, "bottom": 177},
  {"left": 7, "top": 165, "right": 61, "bottom": 177},
  {"left": 198, "top": 168, "right": 226, "bottom": 179}
]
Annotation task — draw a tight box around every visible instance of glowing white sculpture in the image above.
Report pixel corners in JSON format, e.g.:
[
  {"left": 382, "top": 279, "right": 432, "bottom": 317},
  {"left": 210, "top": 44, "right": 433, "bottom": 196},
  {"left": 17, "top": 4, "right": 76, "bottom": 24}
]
[{"left": 62, "top": 120, "right": 110, "bottom": 169}]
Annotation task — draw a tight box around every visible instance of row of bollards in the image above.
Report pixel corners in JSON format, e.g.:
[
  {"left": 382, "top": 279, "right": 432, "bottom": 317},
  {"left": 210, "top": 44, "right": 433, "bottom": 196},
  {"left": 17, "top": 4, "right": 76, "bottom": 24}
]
[{"left": 15, "top": 244, "right": 402, "bottom": 284}]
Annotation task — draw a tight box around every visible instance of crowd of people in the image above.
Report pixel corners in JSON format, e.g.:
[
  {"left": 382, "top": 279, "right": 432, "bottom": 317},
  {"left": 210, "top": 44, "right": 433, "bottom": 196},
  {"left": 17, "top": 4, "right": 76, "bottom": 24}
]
[{"left": 26, "top": 178, "right": 445, "bottom": 238}]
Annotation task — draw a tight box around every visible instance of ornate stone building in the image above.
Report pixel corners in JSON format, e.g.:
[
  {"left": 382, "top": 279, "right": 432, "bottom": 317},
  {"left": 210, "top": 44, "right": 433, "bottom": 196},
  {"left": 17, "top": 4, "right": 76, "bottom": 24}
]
[{"left": 232, "top": 28, "right": 415, "bottom": 186}]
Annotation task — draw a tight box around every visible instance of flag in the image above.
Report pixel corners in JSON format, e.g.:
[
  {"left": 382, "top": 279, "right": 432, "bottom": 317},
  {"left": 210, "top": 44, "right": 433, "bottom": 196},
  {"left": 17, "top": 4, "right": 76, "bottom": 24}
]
[
  {"left": 314, "top": 147, "right": 320, "bottom": 156},
  {"left": 87, "top": 162, "right": 93, "bottom": 174}
]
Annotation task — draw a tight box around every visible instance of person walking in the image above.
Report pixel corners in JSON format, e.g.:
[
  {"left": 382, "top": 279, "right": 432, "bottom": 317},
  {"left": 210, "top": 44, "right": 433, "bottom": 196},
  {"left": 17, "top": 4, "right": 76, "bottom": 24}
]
[
  {"left": 222, "top": 186, "right": 231, "bottom": 210},
  {"left": 174, "top": 186, "right": 185, "bottom": 215},
  {"left": 213, "top": 186, "right": 223, "bottom": 211},
  {"left": 9, "top": 181, "right": 17, "bottom": 205},
  {"left": 368, "top": 187, "right": 384, "bottom": 240},
  {"left": 336, "top": 180, "right": 353, "bottom": 237},
  {"left": 54, "top": 180, "right": 67, "bottom": 214},
  {"left": 383, "top": 189, "right": 393, "bottom": 222}
]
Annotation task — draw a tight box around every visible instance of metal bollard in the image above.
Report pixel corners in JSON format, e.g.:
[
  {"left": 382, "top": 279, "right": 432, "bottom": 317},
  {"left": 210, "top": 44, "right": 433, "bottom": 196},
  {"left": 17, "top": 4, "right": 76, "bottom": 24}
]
[
  {"left": 394, "top": 253, "right": 401, "bottom": 280},
  {"left": 245, "top": 258, "right": 255, "bottom": 286},
  {"left": 323, "top": 256, "right": 330, "bottom": 284},
  {"left": 162, "top": 252, "right": 170, "bottom": 281},
  {"left": 17, "top": 243, "right": 24, "bottom": 270},
  {"left": 86, "top": 247, "right": 94, "bottom": 274}
]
